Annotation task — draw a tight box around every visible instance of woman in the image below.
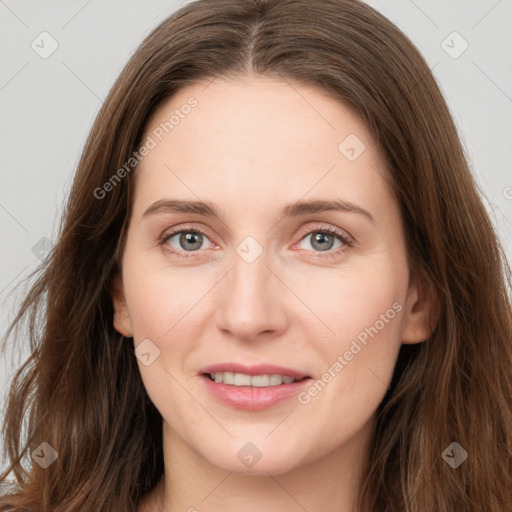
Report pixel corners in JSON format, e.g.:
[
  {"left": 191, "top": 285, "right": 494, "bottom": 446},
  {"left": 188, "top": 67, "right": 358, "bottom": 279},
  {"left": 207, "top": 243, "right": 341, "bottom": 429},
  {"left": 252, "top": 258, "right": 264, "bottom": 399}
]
[{"left": 1, "top": 0, "right": 511, "bottom": 510}]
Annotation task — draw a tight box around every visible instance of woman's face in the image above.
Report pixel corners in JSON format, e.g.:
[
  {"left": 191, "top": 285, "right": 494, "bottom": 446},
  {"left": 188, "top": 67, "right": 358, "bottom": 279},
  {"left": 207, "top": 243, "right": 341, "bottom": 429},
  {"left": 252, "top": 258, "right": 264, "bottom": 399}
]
[{"left": 112, "top": 75, "right": 433, "bottom": 475}]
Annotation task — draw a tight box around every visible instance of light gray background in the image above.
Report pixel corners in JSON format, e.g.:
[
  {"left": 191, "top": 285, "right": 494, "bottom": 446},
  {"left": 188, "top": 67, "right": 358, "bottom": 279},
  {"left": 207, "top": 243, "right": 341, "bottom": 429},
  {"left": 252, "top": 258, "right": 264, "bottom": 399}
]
[{"left": 1, "top": 0, "right": 511, "bottom": 472}]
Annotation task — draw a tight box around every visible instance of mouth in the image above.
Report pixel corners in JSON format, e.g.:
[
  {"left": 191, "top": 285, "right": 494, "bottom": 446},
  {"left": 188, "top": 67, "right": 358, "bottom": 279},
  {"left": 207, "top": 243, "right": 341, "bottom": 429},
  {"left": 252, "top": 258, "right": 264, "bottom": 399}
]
[{"left": 198, "top": 364, "right": 313, "bottom": 410}]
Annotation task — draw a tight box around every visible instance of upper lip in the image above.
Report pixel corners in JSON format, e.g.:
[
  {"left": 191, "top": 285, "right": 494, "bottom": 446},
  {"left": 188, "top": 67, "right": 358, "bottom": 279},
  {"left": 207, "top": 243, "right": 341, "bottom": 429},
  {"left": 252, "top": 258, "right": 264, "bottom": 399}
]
[{"left": 200, "top": 363, "right": 310, "bottom": 379}]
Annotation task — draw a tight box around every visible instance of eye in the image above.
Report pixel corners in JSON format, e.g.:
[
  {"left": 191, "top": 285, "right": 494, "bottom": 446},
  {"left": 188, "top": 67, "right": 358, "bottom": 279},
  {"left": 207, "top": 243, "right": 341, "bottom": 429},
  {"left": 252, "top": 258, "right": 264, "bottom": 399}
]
[
  {"left": 160, "top": 226, "right": 213, "bottom": 258},
  {"left": 159, "top": 224, "right": 353, "bottom": 259},
  {"left": 295, "top": 226, "right": 353, "bottom": 257}
]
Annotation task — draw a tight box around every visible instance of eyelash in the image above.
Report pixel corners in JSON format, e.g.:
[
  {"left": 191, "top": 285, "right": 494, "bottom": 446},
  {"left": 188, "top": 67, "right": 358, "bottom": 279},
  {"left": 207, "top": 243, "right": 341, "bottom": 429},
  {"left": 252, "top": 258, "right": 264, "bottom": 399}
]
[{"left": 159, "top": 224, "right": 354, "bottom": 259}]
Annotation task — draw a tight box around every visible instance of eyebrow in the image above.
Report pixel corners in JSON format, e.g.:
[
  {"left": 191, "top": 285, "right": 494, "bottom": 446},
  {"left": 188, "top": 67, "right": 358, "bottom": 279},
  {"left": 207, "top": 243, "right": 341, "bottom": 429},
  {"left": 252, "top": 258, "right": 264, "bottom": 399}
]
[{"left": 141, "top": 198, "right": 376, "bottom": 223}]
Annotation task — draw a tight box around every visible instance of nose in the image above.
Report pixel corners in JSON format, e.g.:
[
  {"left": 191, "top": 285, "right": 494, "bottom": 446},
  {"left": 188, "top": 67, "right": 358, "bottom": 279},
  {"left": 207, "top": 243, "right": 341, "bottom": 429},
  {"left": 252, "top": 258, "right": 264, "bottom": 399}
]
[{"left": 215, "top": 242, "right": 289, "bottom": 343}]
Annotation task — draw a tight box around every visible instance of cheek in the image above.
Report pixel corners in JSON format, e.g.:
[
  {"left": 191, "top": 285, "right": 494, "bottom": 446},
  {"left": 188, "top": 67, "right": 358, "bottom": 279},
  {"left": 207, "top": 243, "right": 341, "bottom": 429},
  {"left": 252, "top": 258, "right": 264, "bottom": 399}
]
[
  {"left": 292, "top": 304, "right": 403, "bottom": 465},
  {"left": 296, "top": 259, "right": 406, "bottom": 411},
  {"left": 122, "top": 267, "right": 206, "bottom": 423},
  {"left": 123, "top": 261, "right": 212, "bottom": 343},
  {"left": 295, "top": 256, "right": 406, "bottom": 345}
]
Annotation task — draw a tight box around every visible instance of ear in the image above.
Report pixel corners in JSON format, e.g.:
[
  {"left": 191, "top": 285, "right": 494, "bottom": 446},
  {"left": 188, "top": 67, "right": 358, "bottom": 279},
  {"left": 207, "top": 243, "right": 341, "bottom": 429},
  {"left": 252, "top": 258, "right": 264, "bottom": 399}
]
[
  {"left": 111, "top": 273, "right": 133, "bottom": 338},
  {"left": 401, "top": 274, "right": 439, "bottom": 344}
]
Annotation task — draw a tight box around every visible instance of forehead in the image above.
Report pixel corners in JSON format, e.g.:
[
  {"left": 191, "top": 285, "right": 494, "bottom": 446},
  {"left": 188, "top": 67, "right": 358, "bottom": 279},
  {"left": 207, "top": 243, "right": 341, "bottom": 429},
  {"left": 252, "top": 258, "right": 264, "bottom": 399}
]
[{"left": 134, "top": 75, "right": 392, "bottom": 218}]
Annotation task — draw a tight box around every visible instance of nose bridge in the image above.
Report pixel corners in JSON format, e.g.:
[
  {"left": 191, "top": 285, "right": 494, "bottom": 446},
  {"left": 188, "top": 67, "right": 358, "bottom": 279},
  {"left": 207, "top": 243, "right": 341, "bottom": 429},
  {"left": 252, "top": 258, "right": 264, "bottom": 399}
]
[
  {"left": 232, "top": 240, "right": 268, "bottom": 298},
  {"left": 216, "top": 235, "right": 284, "bottom": 339}
]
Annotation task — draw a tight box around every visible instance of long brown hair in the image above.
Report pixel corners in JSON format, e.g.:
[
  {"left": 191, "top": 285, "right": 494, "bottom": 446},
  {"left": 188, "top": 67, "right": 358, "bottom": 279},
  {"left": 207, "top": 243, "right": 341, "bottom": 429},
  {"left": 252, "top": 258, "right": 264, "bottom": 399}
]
[{"left": 1, "top": 0, "right": 511, "bottom": 510}]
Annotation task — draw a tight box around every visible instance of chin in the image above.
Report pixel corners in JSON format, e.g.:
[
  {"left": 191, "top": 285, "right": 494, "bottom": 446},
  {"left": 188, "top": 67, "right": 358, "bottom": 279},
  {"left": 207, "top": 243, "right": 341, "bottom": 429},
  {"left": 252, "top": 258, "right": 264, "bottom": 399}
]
[{"left": 202, "top": 440, "right": 308, "bottom": 476}]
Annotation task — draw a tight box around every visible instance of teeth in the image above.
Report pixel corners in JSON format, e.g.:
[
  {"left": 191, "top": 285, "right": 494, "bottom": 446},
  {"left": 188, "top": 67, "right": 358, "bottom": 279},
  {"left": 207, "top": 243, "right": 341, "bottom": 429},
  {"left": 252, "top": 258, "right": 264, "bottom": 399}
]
[
  {"left": 269, "top": 374, "right": 282, "bottom": 386},
  {"left": 251, "top": 374, "right": 270, "bottom": 387},
  {"left": 223, "top": 372, "right": 234, "bottom": 385},
  {"left": 234, "top": 373, "right": 251, "bottom": 386},
  {"left": 210, "top": 372, "right": 300, "bottom": 387}
]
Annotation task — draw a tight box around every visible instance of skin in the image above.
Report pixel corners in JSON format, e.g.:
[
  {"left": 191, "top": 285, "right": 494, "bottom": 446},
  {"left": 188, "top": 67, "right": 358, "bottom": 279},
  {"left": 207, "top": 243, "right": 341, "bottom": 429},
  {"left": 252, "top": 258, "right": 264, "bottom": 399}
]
[{"left": 111, "top": 74, "right": 437, "bottom": 512}]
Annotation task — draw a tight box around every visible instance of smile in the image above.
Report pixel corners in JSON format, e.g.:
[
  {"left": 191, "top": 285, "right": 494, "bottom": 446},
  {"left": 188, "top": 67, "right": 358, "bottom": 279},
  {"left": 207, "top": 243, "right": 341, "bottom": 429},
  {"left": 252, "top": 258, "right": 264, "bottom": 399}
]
[{"left": 207, "top": 372, "right": 304, "bottom": 387}]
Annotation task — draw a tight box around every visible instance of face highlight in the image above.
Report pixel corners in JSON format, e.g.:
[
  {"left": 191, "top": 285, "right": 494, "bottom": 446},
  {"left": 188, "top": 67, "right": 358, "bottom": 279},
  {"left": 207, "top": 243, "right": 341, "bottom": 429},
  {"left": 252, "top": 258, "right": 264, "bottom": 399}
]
[{"left": 112, "top": 75, "right": 434, "bottom": 478}]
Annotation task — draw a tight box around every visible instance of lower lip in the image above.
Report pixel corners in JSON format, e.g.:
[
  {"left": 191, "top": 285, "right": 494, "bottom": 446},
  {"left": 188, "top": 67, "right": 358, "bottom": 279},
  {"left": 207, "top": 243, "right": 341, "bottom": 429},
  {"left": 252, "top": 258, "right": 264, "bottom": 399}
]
[{"left": 200, "top": 375, "right": 312, "bottom": 410}]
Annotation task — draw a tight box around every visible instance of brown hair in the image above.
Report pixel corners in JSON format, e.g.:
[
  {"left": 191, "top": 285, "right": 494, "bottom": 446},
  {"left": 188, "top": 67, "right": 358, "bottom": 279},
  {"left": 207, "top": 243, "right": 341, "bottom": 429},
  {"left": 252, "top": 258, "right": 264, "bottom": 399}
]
[{"left": 1, "top": 0, "right": 511, "bottom": 510}]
